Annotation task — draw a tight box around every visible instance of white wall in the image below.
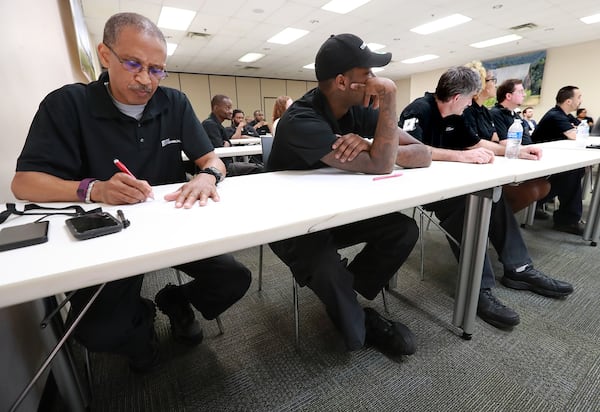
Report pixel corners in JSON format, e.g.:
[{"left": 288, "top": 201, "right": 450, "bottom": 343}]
[
  {"left": 0, "top": 1, "right": 86, "bottom": 409},
  {"left": 0, "top": 0, "right": 87, "bottom": 202},
  {"left": 401, "top": 40, "right": 600, "bottom": 122}
]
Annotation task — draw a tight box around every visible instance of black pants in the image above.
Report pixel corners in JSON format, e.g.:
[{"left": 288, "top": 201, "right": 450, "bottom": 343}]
[
  {"left": 425, "top": 194, "right": 532, "bottom": 290},
  {"left": 68, "top": 254, "right": 251, "bottom": 359},
  {"left": 544, "top": 169, "right": 585, "bottom": 225},
  {"left": 269, "top": 212, "right": 418, "bottom": 351}
]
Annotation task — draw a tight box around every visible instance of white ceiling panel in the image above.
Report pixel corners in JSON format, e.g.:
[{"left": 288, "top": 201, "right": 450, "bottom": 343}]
[{"left": 81, "top": 0, "right": 600, "bottom": 80}]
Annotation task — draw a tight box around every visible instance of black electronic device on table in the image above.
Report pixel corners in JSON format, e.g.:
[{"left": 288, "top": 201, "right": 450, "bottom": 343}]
[{"left": 0, "top": 221, "right": 49, "bottom": 251}]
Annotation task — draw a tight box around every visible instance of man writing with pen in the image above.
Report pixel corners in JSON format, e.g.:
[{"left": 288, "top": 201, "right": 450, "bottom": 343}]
[
  {"left": 267, "top": 33, "right": 431, "bottom": 357},
  {"left": 11, "top": 12, "right": 251, "bottom": 373}
]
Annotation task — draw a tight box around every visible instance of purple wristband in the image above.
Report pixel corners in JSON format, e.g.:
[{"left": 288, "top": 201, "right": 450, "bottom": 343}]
[{"left": 77, "top": 178, "right": 96, "bottom": 202}]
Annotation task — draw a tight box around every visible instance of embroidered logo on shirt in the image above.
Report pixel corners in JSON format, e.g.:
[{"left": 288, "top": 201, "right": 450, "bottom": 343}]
[
  {"left": 402, "top": 118, "right": 418, "bottom": 131},
  {"left": 445, "top": 126, "right": 455, "bottom": 132},
  {"left": 161, "top": 138, "right": 182, "bottom": 147}
]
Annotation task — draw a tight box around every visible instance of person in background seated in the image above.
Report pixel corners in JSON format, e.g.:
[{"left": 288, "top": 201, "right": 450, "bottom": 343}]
[
  {"left": 226, "top": 109, "right": 260, "bottom": 139},
  {"left": 11, "top": 12, "right": 251, "bottom": 373},
  {"left": 271, "top": 95, "right": 293, "bottom": 136},
  {"left": 248, "top": 109, "right": 272, "bottom": 135},
  {"left": 522, "top": 106, "right": 537, "bottom": 133},
  {"left": 202, "top": 95, "right": 263, "bottom": 176},
  {"left": 399, "top": 66, "right": 573, "bottom": 330},
  {"left": 532, "top": 86, "right": 586, "bottom": 235},
  {"left": 487, "top": 78, "right": 550, "bottom": 214},
  {"left": 269, "top": 33, "right": 431, "bottom": 357},
  {"left": 576, "top": 108, "right": 594, "bottom": 133}
]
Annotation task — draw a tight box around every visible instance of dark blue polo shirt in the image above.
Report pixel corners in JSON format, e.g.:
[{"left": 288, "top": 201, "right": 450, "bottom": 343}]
[{"left": 16, "top": 72, "right": 212, "bottom": 185}]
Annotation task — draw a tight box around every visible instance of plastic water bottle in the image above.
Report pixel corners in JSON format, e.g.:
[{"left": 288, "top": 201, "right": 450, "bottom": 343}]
[
  {"left": 576, "top": 121, "right": 589, "bottom": 146},
  {"left": 505, "top": 118, "right": 523, "bottom": 159}
]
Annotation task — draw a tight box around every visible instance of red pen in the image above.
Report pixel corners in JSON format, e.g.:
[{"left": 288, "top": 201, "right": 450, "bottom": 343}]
[
  {"left": 373, "top": 172, "right": 403, "bottom": 181},
  {"left": 113, "top": 158, "right": 135, "bottom": 177}
]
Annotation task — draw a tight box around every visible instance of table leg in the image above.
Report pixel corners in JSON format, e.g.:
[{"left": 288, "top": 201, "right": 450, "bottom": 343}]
[
  {"left": 453, "top": 187, "right": 500, "bottom": 340},
  {"left": 583, "top": 167, "right": 600, "bottom": 246}
]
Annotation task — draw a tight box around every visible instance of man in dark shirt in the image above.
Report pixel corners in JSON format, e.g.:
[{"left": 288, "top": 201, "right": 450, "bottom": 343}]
[
  {"left": 269, "top": 33, "right": 431, "bottom": 356},
  {"left": 248, "top": 109, "right": 272, "bottom": 135},
  {"left": 532, "top": 86, "right": 585, "bottom": 235},
  {"left": 399, "top": 66, "right": 573, "bottom": 330},
  {"left": 226, "top": 109, "right": 260, "bottom": 138},
  {"left": 202, "top": 95, "right": 262, "bottom": 176},
  {"left": 489, "top": 79, "right": 550, "bottom": 214},
  {"left": 12, "top": 12, "right": 251, "bottom": 372}
]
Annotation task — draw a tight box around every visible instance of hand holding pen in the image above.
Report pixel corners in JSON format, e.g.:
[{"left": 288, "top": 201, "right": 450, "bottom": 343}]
[{"left": 112, "top": 158, "right": 154, "bottom": 202}]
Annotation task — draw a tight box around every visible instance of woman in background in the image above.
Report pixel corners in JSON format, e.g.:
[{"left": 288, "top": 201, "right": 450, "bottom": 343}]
[{"left": 272, "top": 95, "right": 293, "bottom": 136}]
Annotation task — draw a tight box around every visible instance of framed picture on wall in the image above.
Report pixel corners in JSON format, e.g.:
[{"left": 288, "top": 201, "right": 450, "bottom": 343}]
[
  {"left": 69, "top": 0, "right": 100, "bottom": 82},
  {"left": 483, "top": 50, "right": 546, "bottom": 106}
]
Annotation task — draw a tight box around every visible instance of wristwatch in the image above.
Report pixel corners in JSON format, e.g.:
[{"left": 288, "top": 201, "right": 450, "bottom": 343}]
[{"left": 198, "top": 167, "right": 224, "bottom": 185}]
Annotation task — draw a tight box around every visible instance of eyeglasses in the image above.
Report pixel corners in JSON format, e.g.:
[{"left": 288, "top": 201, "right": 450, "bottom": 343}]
[
  {"left": 104, "top": 43, "right": 168, "bottom": 80},
  {"left": 485, "top": 77, "right": 497, "bottom": 84}
]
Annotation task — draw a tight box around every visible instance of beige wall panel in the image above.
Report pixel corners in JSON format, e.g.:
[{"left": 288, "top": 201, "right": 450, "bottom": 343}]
[
  {"left": 395, "top": 78, "right": 411, "bottom": 113},
  {"left": 209, "top": 75, "right": 238, "bottom": 109},
  {"left": 160, "top": 72, "right": 181, "bottom": 90},
  {"left": 307, "top": 81, "right": 318, "bottom": 91},
  {"left": 236, "top": 77, "right": 262, "bottom": 116},
  {"left": 260, "top": 78, "right": 287, "bottom": 100},
  {"left": 286, "top": 80, "right": 308, "bottom": 100},
  {"left": 537, "top": 40, "right": 600, "bottom": 120},
  {"left": 179, "top": 73, "right": 211, "bottom": 121}
]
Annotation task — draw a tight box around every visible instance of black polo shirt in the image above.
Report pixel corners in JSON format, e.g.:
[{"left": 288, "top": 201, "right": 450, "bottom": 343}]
[
  {"left": 399, "top": 93, "right": 478, "bottom": 149},
  {"left": 462, "top": 100, "right": 496, "bottom": 141},
  {"left": 225, "top": 124, "right": 260, "bottom": 138},
  {"left": 532, "top": 106, "right": 577, "bottom": 143},
  {"left": 249, "top": 120, "right": 270, "bottom": 135},
  {"left": 489, "top": 103, "right": 532, "bottom": 144},
  {"left": 16, "top": 72, "right": 212, "bottom": 185},
  {"left": 268, "top": 87, "right": 379, "bottom": 171},
  {"left": 202, "top": 113, "right": 231, "bottom": 148}
]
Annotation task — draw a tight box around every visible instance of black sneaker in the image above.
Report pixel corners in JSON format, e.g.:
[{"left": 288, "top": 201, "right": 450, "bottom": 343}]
[
  {"left": 501, "top": 265, "right": 574, "bottom": 298},
  {"left": 553, "top": 222, "right": 585, "bottom": 236},
  {"left": 477, "top": 289, "right": 520, "bottom": 329},
  {"left": 364, "top": 307, "right": 416, "bottom": 356},
  {"left": 129, "top": 328, "right": 160, "bottom": 374},
  {"left": 155, "top": 284, "right": 203, "bottom": 345}
]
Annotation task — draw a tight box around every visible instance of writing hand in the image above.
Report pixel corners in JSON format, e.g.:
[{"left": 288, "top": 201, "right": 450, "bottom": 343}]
[{"left": 96, "top": 173, "right": 154, "bottom": 204}]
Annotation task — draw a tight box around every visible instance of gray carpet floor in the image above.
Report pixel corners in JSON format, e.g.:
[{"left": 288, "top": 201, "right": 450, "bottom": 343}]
[{"left": 71, "top": 203, "right": 600, "bottom": 412}]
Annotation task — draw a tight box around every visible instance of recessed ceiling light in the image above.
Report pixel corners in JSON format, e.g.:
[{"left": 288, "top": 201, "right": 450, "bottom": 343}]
[
  {"left": 303, "top": 63, "right": 315, "bottom": 69},
  {"left": 401, "top": 54, "right": 439, "bottom": 64},
  {"left": 580, "top": 13, "right": 600, "bottom": 24},
  {"left": 238, "top": 53, "right": 265, "bottom": 63},
  {"left": 167, "top": 43, "right": 178, "bottom": 56},
  {"left": 267, "top": 28, "right": 309, "bottom": 45},
  {"left": 470, "top": 34, "right": 522, "bottom": 48},
  {"left": 321, "top": 0, "right": 371, "bottom": 14},
  {"left": 157, "top": 6, "right": 196, "bottom": 31},
  {"left": 367, "top": 42, "right": 386, "bottom": 51},
  {"left": 410, "top": 14, "right": 471, "bottom": 35}
]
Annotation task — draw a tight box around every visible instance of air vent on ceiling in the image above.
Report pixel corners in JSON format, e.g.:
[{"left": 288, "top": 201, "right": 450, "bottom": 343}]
[
  {"left": 187, "top": 31, "right": 211, "bottom": 39},
  {"left": 509, "top": 22, "right": 538, "bottom": 31},
  {"left": 243, "top": 66, "right": 260, "bottom": 70}
]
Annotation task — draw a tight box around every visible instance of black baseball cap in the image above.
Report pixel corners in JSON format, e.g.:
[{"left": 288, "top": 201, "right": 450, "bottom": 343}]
[{"left": 314, "top": 33, "right": 392, "bottom": 81}]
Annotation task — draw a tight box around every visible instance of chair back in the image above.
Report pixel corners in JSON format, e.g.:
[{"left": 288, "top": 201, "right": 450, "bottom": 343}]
[{"left": 260, "top": 135, "right": 274, "bottom": 165}]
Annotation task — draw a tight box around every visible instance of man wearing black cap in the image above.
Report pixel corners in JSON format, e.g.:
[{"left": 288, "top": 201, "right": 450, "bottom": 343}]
[{"left": 267, "top": 34, "right": 431, "bottom": 356}]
